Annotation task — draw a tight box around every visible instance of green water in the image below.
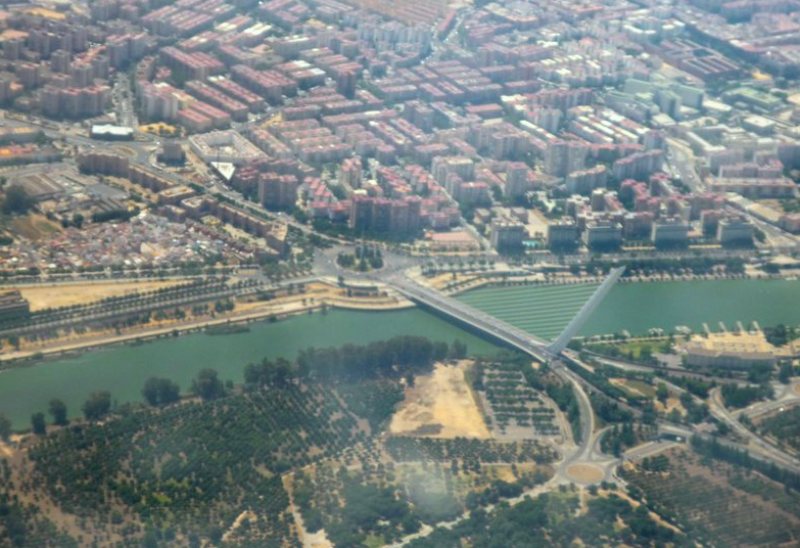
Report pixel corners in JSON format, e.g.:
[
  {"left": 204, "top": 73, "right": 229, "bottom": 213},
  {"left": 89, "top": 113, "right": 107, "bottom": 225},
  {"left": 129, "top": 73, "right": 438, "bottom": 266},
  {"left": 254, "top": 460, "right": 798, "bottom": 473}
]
[
  {"left": 0, "top": 309, "right": 499, "bottom": 429},
  {"left": 459, "top": 283, "right": 598, "bottom": 339},
  {"left": 581, "top": 279, "right": 800, "bottom": 336},
  {"left": 460, "top": 278, "right": 800, "bottom": 339}
]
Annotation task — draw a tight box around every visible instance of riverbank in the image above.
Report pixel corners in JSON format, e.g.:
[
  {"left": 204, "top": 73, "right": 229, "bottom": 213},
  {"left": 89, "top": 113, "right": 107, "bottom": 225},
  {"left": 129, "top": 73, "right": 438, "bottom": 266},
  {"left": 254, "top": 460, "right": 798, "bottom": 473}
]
[
  {"left": 0, "top": 279, "right": 413, "bottom": 367},
  {"left": 437, "top": 268, "right": 787, "bottom": 297}
]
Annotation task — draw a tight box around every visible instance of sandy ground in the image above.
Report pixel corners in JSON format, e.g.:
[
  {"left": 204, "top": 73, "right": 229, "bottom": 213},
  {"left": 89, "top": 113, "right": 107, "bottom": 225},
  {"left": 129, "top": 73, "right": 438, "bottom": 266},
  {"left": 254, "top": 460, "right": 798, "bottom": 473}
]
[
  {"left": 8, "top": 214, "right": 62, "bottom": 241},
  {"left": 487, "top": 464, "right": 517, "bottom": 483},
  {"left": 609, "top": 378, "right": 648, "bottom": 399},
  {"left": 655, "top": 396, "right": 686, "bottom": 416},
  {"left": 794, "top": 383, "right": 800, "bottom": 396},
  {"left": 390, "top": 361, "right": 491, "bottom": 439},
  {"left": 4, "top": 280, "right": 187, "bottom": 311},
  {"left": 0, "top": 442, "right": 13, "bottom": 458},
  {"left": 222, "top": 510, "right": 257, "bottom": 543},
  {"left": 565, "top": 464, "right": 604, "bottom": 484}
]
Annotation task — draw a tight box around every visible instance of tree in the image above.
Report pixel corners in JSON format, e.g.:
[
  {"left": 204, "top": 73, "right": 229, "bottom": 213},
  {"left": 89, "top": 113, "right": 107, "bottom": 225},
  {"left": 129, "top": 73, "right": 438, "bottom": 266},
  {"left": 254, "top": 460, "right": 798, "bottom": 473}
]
[
  {"left": 778, "top": 362, "right": 794, "bottom": 384},
  {"left": 48, "top": 398, "right": 68, "bottom": 426},
  {"left": 656, "top": 383, "right": 668, "bottom": 404},
  {"left": 1, "top": 185, "right": 35, "bottom": 215},
  {"left": 191, "top": 368, "right": 225, "bottom": 401},
  {"left": 0, "top": 413, "right": 10, "bottom": 441},
  {"left": 142, "top": 377, "right": 180, "bottom": 406},
  {"left": 31, "top": 412, "right": 46, "bottom": 435},
  {"left": 449, "top": 339, "right": 468, "bottom": 360},
  {"left": 82, "top": 391, "right": 112, "bottom": 421}
]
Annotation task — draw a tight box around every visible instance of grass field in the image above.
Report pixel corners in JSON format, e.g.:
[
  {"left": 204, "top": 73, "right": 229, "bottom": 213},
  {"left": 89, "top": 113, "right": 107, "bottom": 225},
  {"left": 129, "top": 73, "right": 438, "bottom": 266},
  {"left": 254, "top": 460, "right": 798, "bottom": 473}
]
[{"left": 587, "top": 339, "right": 672, "bottom": 362}]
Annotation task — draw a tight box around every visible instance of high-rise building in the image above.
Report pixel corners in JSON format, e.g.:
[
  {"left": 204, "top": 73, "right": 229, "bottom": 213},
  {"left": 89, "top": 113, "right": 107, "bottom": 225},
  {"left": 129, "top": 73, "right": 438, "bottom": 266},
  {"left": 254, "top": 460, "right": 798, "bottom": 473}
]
[
  {"left": 257, "top": 174, "right": 300, "bottom": 210},
  {"left": 490, "top": 219, "right": 526, "bottom": 251},
  {"left": 652, "top": 218, "right": 690, "bottom": 248},
  {"left": 583, "top": 220, "right": 622, "bottom": 251},
  {"left": 547, "top": 220, "right": 579, "bottom": 250},
  {"left": 717, "top": 217, "right": 754, "bottom": 246}
]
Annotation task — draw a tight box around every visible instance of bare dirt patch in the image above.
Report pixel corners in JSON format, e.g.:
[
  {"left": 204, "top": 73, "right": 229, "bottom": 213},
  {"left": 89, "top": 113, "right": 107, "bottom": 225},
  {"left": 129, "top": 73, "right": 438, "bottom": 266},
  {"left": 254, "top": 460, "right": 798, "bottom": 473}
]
[
  {"left": 9, "top": 214, "right": 62, "bottom": 240},
  {"left": 389, "top": 361, "right": 491, "bottom": 439},
  {"left": 565, "top": 464, "right": 604, "bottom": 484},
  {"left": 5, "top": 280, "right": 187, "bottom": 311},
  {"left": 655, "top": 396, "right": 686, "bottom": 416}
]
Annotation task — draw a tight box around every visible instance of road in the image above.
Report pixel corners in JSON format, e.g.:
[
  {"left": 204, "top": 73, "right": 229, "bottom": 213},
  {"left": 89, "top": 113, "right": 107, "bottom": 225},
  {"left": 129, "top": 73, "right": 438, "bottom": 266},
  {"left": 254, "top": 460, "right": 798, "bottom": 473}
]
[
  {"left": 111, "top": 73, "right": 138, "bottom": 129},
  {"left": 589, "top": 353, "right": 759, "bottom": 385},
  {"left": 734, "top": 379, "right": 800, "bottom": 421},
  {"left": 666, "top": 138, "right": 704, "bottom": 192},
  {"left": 708, "top": 386, "right": 800, "bottom": 473}
]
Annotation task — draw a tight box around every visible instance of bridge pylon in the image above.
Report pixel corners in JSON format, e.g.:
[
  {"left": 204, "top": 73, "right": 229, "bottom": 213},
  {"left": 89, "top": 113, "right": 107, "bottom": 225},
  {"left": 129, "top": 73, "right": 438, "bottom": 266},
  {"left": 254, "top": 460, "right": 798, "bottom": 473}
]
[{"left": 547, "top": 266, "right": 625, "bottom": 355}]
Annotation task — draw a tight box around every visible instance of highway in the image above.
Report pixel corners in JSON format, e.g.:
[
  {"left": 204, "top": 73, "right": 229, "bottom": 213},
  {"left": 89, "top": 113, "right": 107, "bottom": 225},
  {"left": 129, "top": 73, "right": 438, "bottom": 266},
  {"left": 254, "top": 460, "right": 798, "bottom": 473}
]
[{"left": 708, "top": 386, "right": 800, "bottom": 473}]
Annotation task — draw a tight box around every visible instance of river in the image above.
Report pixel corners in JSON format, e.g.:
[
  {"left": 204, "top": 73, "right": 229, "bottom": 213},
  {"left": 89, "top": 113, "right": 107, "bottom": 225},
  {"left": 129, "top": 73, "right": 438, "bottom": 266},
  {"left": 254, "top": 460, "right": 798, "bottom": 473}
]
[
  {"left": 459, "top": 278, "right": 800, "bottom": 339},
  {"left": 2, "top": 278, "right": 799, "bottom": 430},
  {"left": 0, "top": 309, "right": 499, "bottom": 429}
]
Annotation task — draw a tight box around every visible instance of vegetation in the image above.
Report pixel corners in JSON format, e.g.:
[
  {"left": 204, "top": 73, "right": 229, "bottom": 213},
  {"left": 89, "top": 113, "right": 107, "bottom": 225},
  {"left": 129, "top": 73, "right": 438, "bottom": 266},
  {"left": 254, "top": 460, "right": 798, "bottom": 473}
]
[
  {"left": 601, "top": 423, "right": 656, "bottom": 456},
  {"left": 678, "top": 391, "right": 710, "bottom": 424},
  {"left": 336, "top": 244, "right": 383, "bottom": 271},
  {"left": 296, "top": 335, "right": 453, "bottom": 382},
  {"left": 665, "top": 375, "right": 714, "bottom": 398},
  {"left": 756, "top": 406, "right": 800, "bottom": 452},
  {"left": 487, "top": 351, "right": 586, "bottom": 443},
  {"left": 720, "top": 383, "right": 770, "bottom": 409},
  {"left": 30, "top": 413, "right": 46, "bottom": 436},
  {"left": 470, "top": 359, "right": 559, "bottom": 436},
  {"left": 190, "top": 368, "right": 225, "bottom": 401},
  {"left": 585, "top": 338, "right": 672, "bottom": 365},
  {"left": 0, "top": 415, "right": 10, "bottom": 441},
  {"left": 141, "top": 377, "right": 181, "bottom": 407},
  {"left": 0, "top": 460, "right": 77, "bottom": 547},
  {"left": 1, "top": 186, "right": 35, "bottom": 215},
  {"left": 15, "top": 336, "right": 487, "bottom": 545},
  {"left": 386, "top": 437, "right": 556, "bottom": 467},
  {"left": 81, "top": 391, "right": 111, "bottom": 421},
  {"left": 690, "top": 436, "right": 800, "bottom": 491},
  {"left": 293, "top": 468, "right": 420, "bottom": 546},
  {"left": 624, "top": 446, "right": 800, "bottom": 546},
  {"left": 586, "top": 255, "right": 746, "bottom": 277},
  {"left": 91, "top": 208, "right": 138, "bottom": 224},
  {"left": 27, "top": 380, "right": 357, "bottom": 544},
  {"left": 764, "top": 323, "right": 799, "bottom": 347},
  {"left": 47, "top": 399, "right": 67, "bottom": 426},
  {"left": 408, "top": 488, "right": 680, "bottom": 547}
]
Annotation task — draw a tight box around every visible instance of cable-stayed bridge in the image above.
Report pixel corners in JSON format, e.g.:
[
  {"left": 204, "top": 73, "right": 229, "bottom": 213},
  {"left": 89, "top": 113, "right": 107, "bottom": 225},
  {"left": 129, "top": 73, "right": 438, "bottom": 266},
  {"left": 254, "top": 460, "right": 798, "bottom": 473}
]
[{"left": 389, "top": 266, "right": 625, "bottom": 359}]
